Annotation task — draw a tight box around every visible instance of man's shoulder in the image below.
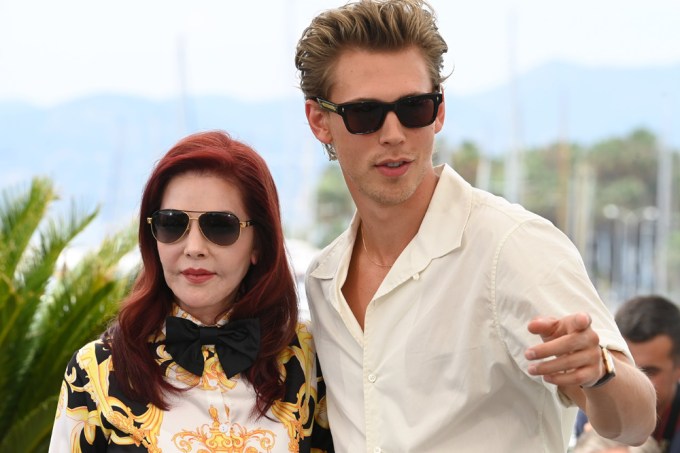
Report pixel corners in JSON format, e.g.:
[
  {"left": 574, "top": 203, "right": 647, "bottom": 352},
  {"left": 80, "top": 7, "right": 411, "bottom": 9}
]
[{"left": 439, "top": 164, "right": 547, "bottom": 229}]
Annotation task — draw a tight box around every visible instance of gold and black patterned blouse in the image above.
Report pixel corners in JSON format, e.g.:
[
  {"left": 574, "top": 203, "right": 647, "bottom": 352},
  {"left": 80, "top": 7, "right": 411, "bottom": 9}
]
[{"left": 48, "top": 306, "right": 333, "bottom": 452}]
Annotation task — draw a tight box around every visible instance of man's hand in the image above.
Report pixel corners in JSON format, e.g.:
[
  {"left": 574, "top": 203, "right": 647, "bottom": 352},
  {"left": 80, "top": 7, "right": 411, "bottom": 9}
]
[
  {"left": 526, "top": 313, "right": 655, "bottom": 444},
  {"left": 525, "top": 312, "right": 604, "bottom": 387}
]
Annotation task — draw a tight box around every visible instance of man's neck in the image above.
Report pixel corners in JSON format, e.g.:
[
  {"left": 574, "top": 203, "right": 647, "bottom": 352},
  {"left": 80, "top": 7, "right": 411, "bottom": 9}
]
[{"left": 356, "top": 169, "right": 439, "bottom": 254}]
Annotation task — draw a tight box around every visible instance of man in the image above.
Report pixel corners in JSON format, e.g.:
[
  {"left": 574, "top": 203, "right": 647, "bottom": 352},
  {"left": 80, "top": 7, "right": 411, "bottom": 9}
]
[
  {"left": 574, "top": 295, "right": 680, "bottom": 453},
  {"left": 294, "top": 0, "right": 655, "bottom": 451}
]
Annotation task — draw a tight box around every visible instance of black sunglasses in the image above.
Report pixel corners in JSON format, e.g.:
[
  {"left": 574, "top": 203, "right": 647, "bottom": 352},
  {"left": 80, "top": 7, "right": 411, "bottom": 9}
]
[
  {"left": 147, "top": 209, "right": 254, "bottom": 247},
  {"left": 315, "top": 92, "right": 443, "bottom": 135}
]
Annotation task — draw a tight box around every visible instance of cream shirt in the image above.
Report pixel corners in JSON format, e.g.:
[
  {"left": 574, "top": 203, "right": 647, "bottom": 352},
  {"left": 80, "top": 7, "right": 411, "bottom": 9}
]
[{"left": 306, "top": 164, "right": 630, "bottom": 453}]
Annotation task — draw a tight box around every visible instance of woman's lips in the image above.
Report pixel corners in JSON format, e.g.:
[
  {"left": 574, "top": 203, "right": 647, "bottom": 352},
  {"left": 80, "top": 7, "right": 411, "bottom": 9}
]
[{"left": 181, "top": 268, "right": 215, "bottom": 284}]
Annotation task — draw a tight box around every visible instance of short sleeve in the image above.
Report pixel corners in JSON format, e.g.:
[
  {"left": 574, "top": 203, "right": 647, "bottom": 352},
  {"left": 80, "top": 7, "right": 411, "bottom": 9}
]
[{"left": 48, "top": 342, "right": 111, "bottom": 452}]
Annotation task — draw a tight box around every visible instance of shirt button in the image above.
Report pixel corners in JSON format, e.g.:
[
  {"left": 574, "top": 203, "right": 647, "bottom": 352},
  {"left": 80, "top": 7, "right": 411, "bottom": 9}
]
[
  {"left": 413, "top": 272, "right": 420, "bottom": 280},
  {"left": 368, "top": 373, "right": 377, "bottom": 383}
]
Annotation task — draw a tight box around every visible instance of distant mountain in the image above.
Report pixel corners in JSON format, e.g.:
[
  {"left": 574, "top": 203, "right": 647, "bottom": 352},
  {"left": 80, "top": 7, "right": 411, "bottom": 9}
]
[
  {"left": 1, "top": 60, "right": 678, "bottom": 239},
  {"left": 444, "top": 61, "right": 680, "bottom": 154}
]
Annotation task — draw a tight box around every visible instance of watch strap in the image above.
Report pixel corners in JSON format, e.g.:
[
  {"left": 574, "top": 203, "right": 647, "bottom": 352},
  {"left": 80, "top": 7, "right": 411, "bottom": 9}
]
[{"left": 585, "top": 346, "right": 616, "bottom": 388}]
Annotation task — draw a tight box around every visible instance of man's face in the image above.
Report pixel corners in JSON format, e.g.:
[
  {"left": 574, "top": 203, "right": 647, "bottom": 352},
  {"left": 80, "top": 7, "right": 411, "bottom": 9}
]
[
  {"left": 627, "top": 334, "right": 680, "bottom": 415},
  {"left": 306, "top": 46, "right": 445, "bottom": 208}
]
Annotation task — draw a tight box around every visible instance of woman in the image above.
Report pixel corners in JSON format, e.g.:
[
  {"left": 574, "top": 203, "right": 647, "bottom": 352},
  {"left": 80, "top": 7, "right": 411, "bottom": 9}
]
[{"left": 49, "top": 131, "right": 333, "bottom": 452}]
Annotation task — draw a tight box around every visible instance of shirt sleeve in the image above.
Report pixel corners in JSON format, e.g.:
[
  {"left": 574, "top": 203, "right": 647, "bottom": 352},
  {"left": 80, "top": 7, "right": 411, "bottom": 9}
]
[
  {"left": 494, "top": 218, "right": 631, "bottom": 385},
  {"left": 291, "top": 322, "right": 334, "bottom": 452},
  {"left": 48, "top": 344, "right": 110, "bottom": 453},
  {"left": 310, "top": 355, "right": 334, "bottom": 451}
]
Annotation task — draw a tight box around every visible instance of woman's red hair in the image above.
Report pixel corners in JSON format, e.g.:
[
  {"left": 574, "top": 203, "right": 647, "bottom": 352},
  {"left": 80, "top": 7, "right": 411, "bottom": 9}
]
[{"left": 106, "top": 130, "right": 298, "bottom": 417}]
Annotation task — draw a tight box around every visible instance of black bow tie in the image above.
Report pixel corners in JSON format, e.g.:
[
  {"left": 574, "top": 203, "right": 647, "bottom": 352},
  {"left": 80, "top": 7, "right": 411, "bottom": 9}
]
[{"left": 164, "top": 316, "right": 260, "bottom": 378}]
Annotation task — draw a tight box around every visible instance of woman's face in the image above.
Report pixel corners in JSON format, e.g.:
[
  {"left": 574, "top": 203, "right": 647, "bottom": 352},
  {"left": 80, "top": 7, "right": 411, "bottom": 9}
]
[{"left": 156, "top": 172, "right": 258, "bottom": 324}]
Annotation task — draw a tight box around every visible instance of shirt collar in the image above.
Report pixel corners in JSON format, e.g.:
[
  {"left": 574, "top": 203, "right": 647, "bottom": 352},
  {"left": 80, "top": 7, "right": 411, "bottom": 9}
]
[{"left": 168, "top": 304, "right": 230, "bottom": 327}]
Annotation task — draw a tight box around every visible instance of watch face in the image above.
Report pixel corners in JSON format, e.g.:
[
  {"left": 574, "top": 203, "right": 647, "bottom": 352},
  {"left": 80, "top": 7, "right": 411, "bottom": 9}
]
[
  {"left": 602, "top": 348, "right": 615, "bottom": 374},
  {"left": 592, "top": 347, "right": 616, "bottom": 388}
]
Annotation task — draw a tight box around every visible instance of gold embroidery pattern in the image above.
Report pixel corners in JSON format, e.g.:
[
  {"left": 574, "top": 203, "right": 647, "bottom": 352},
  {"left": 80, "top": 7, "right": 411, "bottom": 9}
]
[
  {"left": 272, "top": 325, "right": 318, "bottom": 451},
  {"left": 52, "top": 320, "right": 332, "bottom": 452},
  {"left": 172, "top": 405, "right": 276, "bottom": 453},
  {"left": 62, "top": 342, "right": 164, "bottom": 452}
]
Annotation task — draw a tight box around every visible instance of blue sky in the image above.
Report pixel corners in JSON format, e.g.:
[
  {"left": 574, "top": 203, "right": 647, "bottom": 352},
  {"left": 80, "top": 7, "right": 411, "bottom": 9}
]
[{"left": 1, "top": 0, "right": 679, "bottom": 106}]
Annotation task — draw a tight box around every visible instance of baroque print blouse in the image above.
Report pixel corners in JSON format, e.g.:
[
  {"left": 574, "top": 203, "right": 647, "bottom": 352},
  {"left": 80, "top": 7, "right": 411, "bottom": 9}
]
[{"left": 48, "top": 306, "right": 333, "bottom": 452}]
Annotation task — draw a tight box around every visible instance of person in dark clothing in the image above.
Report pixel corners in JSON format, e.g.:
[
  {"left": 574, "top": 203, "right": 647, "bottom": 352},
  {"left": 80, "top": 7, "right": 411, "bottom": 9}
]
[{"left": 574, "top": 295, "right": 680, "bottom": 453}]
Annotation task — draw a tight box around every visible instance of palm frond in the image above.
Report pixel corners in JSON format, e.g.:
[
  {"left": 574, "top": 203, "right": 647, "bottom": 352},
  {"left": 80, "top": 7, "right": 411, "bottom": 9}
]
[
  {"left": 20, "top": 201, "right": 99, "bottom": 293},
  {"left": 0, "top": 178, "right": 139, "bottom": 448},
  {"left": 2, "top": 202, "right": 98, "bottom": 356},
  {"left": 0, "top": 395, "right": 59, "bottom": 453},
  {"left": 0, "top": 178, "right": 57, "bottom": 352},
  {"left": 14, "top": 223, "right": 138, "bottom": 415},
  {"left": 0, "top": 201, "right": 99, "bottom": 432},
  {"left": 0, "top": 177, "right": 56, "bottom": 285},
  {"left": 0, "top": 178, "right": 59, "bottom": 433}
]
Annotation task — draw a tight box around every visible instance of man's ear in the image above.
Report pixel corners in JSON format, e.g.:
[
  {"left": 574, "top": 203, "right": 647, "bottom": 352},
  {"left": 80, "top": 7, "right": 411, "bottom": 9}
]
[{"left": 305, "top": 99, "right": 333, "bottom": 145}]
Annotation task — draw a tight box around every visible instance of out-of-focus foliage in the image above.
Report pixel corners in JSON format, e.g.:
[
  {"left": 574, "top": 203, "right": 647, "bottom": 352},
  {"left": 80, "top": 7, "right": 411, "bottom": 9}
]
[
  {"left": 588, "top": 129, "right": 660, "bottom": 214},
  {"left": 312, "top": 164, "right": 355, "bottom": 247},
  {"left": 0, "top": 177, "right": 138, "bottom": 452}
]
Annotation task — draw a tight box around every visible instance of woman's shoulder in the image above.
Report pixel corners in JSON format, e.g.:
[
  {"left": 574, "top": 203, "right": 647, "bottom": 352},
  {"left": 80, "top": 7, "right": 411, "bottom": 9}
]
[
  {"left": 295, "top": 320, "right": 311, "bottom": 335},
  {"left": 67, "top": 338, "right": 111, "bottom": 369},
  {"left": 279, "top": 323, "right": 319, "bottom": 390},
  {"left": 292, "top": 321, "right": 314, "bottom": 348},
  {"left": 277, "top": 322, "right": 316, "bottom": 368}
]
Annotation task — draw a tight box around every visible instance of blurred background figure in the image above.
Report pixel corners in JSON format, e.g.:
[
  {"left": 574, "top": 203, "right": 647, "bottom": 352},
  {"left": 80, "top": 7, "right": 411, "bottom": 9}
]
[{"left": 573, "top": 295, "right": 680, "bottom": 453}]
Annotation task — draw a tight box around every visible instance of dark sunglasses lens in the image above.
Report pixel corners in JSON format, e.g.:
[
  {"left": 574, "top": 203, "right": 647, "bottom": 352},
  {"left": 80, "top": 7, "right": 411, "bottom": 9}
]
[
  {"left": 397, "top": 95, "right": 437, "bottom": 128},
  {"left": 198, "top": 212, "right": 241, "bottom": 246},
  {"left": 344, "top": 102, "right": 385, "bottom": 134},
  {"left": 152, "top": 210, "right": 189, "bottom": 243}
]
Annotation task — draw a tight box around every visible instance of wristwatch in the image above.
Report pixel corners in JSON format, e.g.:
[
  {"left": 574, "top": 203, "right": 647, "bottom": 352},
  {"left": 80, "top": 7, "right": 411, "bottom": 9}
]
[{"left": 585, "top": 346, "right": 616, "bottom": 388}]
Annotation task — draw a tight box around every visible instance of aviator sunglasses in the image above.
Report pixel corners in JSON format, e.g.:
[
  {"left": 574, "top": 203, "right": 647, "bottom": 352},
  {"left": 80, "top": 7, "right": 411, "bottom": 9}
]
[
  {"left": 147, "top": 209, "right": 254, "bottom": 247},
  {"left": 315, "top": 91, "right": 443, "bottom": 135}
]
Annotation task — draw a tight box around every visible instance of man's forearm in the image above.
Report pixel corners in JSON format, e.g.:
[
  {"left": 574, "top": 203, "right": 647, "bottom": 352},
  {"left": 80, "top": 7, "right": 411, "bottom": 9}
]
[{"left": 578, "top": 352, "right": 656, "bottom": 445}]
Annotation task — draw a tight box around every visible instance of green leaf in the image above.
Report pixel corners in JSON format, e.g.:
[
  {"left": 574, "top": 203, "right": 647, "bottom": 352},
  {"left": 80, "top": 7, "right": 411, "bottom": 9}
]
[
  {"left": 0, "top": 178, "right": 139, "bottom": 447},
  {"left": 0, "top": 395, "right": 59, "bottom": 453}
]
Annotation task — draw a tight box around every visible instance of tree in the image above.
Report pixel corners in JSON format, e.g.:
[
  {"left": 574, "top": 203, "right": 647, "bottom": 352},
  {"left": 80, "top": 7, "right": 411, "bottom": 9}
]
[
  {"left": 586, "top": 128, "right": 658, "bottom": 213},
  {"left": 312, "top": 164, "right": 354, "bottom": 247},
  {"left": 0, "top": 177, "right": 138, "bottom": 451},
  {"left": 449, "top": 140, "right": 482, "bottom": 185}
]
